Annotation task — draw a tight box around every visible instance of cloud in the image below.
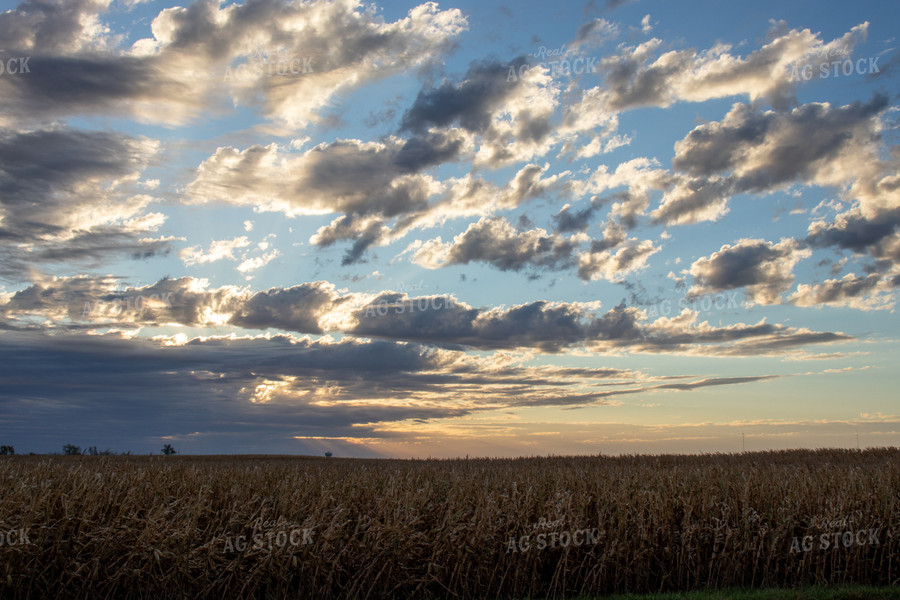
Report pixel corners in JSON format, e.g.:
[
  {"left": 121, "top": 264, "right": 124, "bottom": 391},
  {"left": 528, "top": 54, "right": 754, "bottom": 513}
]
[
  {"left": 577, "top": 158, "right": 671, "bottom": 227},
  {"left": 0, "top": 328, "right": 653, "bottom": 452},
  {"left": 687, "top": 238, "right": 810, "bottom": 305},
  {"left": 594, "top": 22, "right": 869, "bottom": 112},
  {"left": 672, "top": 97, "right": 888, "bottom": 189},
  {"left": 401, "top": 59, "right": 528, "bottom": 134},
  {"left": 624, "top": 308, "right": 853, "bottom": 357},
  {"left": 0, "top": 323, "right": 804, "bottom": 453},
  {"left": 180, "top": 236, "right": 251, "bottom": 266},
  {"left": 353, "top": 297, "right": 606, "bottom": 353},
  {"left": 0, "top": 0, "right": 114, "bottom": 55},
  {"left": 237, "top": 249, "right": 279, "bottom": 274},
  {"left": 229, "top": 282, "right": 344, "bottom": 334},
  {"left": 0, "top": 0, "right": 467, "bottom": 128},
  {"left": 654, "top": 375, "right": 777, "bottom": 391},
  {"left": 806, "top": 208, "right": 900, "bottom": 262},
  {"left": 189, "top": 131, "right": 573, "bottom": 264},
  {"left": 788, "top": 273, "right": 898, "bottom": 310},
  {"left": 0, "top": 125, "right": 169, "bottom": 280},
  {"left": 410, "top": 217, "right": 579, "bottom": 274},
  {"left": 409, "top": 201, "right": 658, "bottom": 282},
  {"left": 401, "top": 57, "right": 563, "bottom": 168},
  {"left": 577, "top": 237, "right": 659, "bottom": 281},
  {"left": 573, "top": 18, "right": 620, "bottom": 47},
  {"left": 653, "top": 96, "right": 892, "bottom": 226},
  {"left": 0, "top": 275, "right": 854, "bottom": 359},
  {"left": 189, "top": 138, "right": 439, "bottom": 217},
  {"left": 553, "top": 199, "right": 605, "bottom": 233},
  {"left": 554, "top": 22, "right": 873, "bottom": 167}
]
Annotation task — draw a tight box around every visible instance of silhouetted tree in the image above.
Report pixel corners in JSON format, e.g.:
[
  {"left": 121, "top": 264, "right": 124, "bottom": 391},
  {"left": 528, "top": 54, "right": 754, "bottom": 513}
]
[
  {"left": 0, "top": 445, "right": 14, "bottom": 455},
  {"left": 161, "top": 444, "right": 177, "bottom": 455},
  {"left": 62, "top": 444, "right": 81, "bottom": 456},
  {"left": 325, "top": 451, "right": 333, "bottom": 458},
  {"left": 86, "top": 446, "right": 114, "bottom": 456}
]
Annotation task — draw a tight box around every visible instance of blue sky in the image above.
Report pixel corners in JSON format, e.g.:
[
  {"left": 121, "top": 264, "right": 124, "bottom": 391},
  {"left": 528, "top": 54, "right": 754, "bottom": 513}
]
[{"left": 0, "top": 0, "right": 898, "bottom": 457}]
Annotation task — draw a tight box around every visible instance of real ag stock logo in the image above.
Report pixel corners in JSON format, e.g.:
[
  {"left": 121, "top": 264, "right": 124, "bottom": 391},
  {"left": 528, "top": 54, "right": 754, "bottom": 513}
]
[
  {"left": 82, "top": 291, "right": 173, "bottom": 318},
  {"left": 505, "top": 517, "right": 600, "bottom": 554},
  {"left": 222, "top": 519, "right": 314, "bottom": 553},
  {"left": 789, "top": 515, "right": 881, "bottom": 553},
  {"left": 223, "top": 46, "right": 314, "bottom": 81},
  {"left": 507, "top": 44, "right": 599, "bottom": 82},
  {"left": 787, "top": 46, "right": 880, "bottom": 82}
]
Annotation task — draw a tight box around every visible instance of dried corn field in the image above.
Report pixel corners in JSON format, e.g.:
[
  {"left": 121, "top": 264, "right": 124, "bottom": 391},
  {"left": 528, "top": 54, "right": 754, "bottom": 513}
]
[{"left": 1, "top": 449, "right": 898, "bottom": 599}]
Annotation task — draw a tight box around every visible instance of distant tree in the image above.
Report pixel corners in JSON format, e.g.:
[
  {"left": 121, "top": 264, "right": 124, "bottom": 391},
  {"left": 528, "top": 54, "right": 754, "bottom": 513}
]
[
  {"left": 325, "top": 451, "right": 333, "bottom": 458},
  {"left": 86, "top": 446, "right": 114, "bottom": 456},
  {"left": 62, "top": 444, "right": 81, "bottom": 456},
  {"left": 161, "top": 444, "right": 177, "bottom": 455},
  {"left": 0, "top": 445, "right": 14, "bottom": 455}
]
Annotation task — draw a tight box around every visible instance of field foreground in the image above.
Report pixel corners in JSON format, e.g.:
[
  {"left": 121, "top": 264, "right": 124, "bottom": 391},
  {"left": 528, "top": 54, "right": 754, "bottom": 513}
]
[{"left": 1, "top": 449, "right": 898, "bottom": 599}]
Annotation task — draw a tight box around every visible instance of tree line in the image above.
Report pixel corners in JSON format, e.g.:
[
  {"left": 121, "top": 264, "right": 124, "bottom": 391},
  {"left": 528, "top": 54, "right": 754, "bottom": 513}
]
[{"left": 0, "top": 444, "right": 177, "bottom": 455}]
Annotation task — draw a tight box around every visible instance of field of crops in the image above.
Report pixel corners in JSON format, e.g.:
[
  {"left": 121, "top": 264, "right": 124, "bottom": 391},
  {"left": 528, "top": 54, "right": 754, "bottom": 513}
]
[{"left": 1, "top": 449, "right": 898, "bottom": 599}]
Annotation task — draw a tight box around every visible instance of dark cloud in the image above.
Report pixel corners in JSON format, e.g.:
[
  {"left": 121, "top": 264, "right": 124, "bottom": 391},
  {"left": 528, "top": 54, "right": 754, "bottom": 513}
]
[
  {"left": 0, "top": 331, "right": 469, "bottom": 453},
  {"left": 394, "top": 131, "right": 466, "bottom": 173},
  {"left": 654, "top": 375, "right": 778, "bottom": 391},
  {"left": 604, "top": 48, "right": 691, "bottom": 111},
  {"left": 673, "top": 96, "right": 889, "bottom": 191},
  {"left": 400, "top": 58, "right": 528, "bottom": 134},
  {"left": 865, "top": 50, "right": 900, "bottom": 81},
  {"left": 584, "top": 0, "right": 635, "bottom": 16},
  {"left": 0, "top": 0, "right": 109, "bottom": 54},
  {"left": 553, "top": 199, "right": 604, "bottom": 233},
  {"left": 310, "top": 215, "right": 392, "bottom": 266},
  {"left": 230, "top": 283, "right": 344, "bottom": 333},
  {"left": 574, "top": 18, "right": 616, "bottom": 45},
  {"left": 0, "top": 330, "right": 652, "bottom": 452},
  {"left": 0, "top": 126, "right": 168, "bottom": 280},
  {"left": 654, "top": 96, "right": 891, "bottom": 226},
  {"left": 0, "top": 0, "right": 467, "bottom": 127},
  {"left": 353, "top": 297, "right": 618, "bottom": 353},
  {"left": 0, "top": 54, "right": 191, "bottom": 123},
  {"left": 1, "top": 275, "right": 855, "bottom": 356},
  {"left": 0, "top": 126, "right": 151, "bottom": 214},
  {"left": 412, "top": 217, "right": 579, "bottom": 274},
  {"left": 806, "top": 208, "right": 900, "bottom": 253},
  {"left": 788, "top": 272, "right": 896, "bottom": 309},
  {"left": 688, "top": 239, "right": 808, "bottom": 305}
]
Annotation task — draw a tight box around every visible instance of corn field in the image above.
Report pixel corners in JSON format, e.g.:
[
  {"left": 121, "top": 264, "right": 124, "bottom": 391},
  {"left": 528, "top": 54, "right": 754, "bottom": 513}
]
[{"left": 1, "top": 448, "right": 898, "bottom": 599}]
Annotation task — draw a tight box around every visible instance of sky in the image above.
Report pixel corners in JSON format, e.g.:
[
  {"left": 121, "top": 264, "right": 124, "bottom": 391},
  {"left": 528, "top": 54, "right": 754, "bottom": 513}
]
[{"left": 0, "top": 0, "right": 898, "bottom": 457}]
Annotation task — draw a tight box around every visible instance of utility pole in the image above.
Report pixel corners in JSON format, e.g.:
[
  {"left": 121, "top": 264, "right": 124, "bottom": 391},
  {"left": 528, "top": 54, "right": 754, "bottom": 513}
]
[{"left": 742, "top": 433, "right": 745, "bottom": 452}]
